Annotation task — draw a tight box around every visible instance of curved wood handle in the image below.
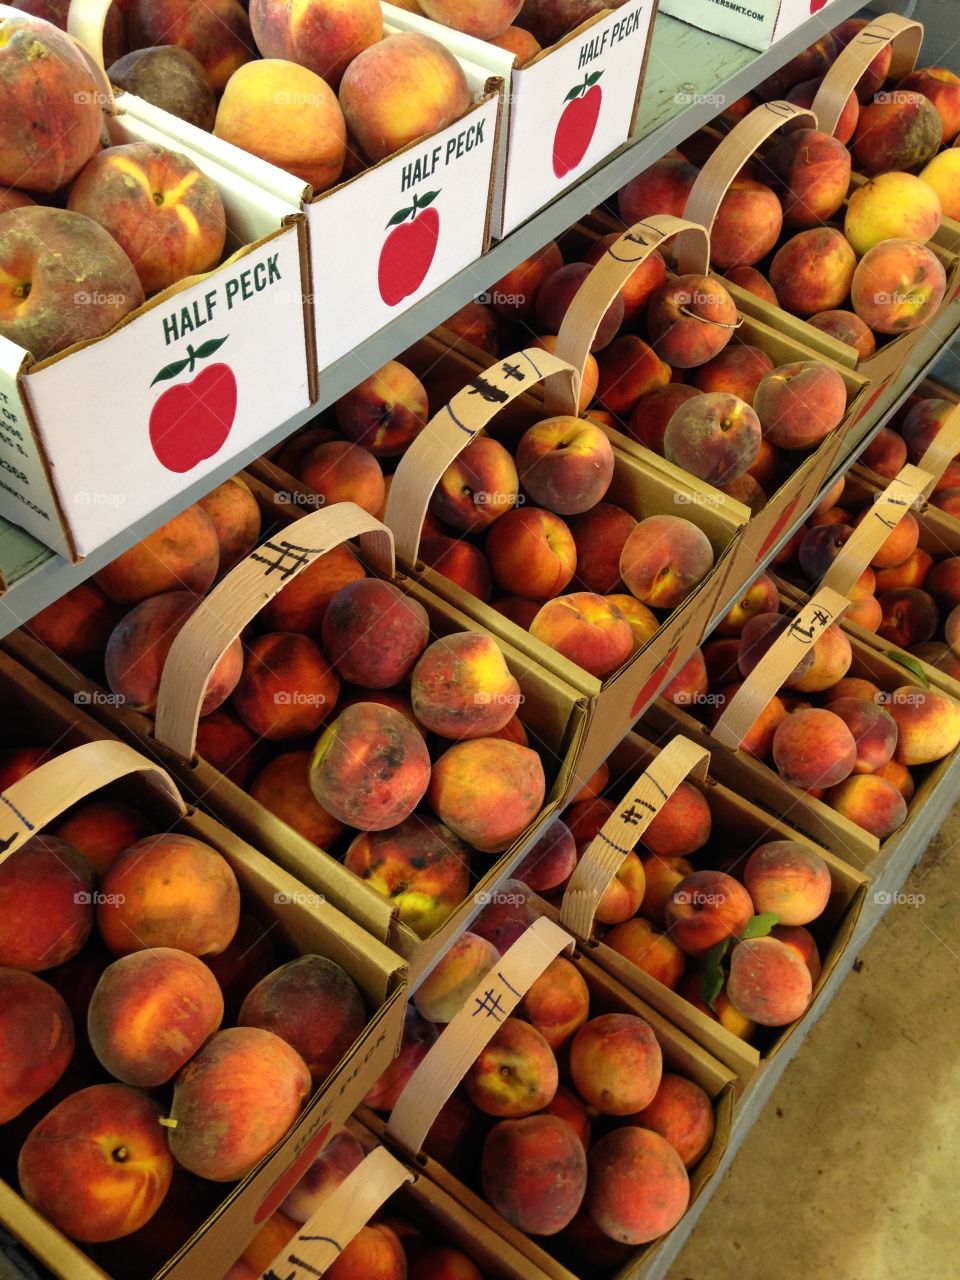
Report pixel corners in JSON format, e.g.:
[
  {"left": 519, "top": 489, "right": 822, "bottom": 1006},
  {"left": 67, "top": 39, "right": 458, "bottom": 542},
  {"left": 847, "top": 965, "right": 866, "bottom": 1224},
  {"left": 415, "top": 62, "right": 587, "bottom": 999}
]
[
  {"left": 823, "top": 464, "right": 930, "bottom": 597},
  {"left": 916, "top": 402, "right": 960, "bottom": 485},
  {"left": 812, "top": 13, "right": 924, "bottom": 136},
  {"left": 154, "top": 503, "right": 395, "bottom": 760},
  {"left": 66, "top": 0, "right": 117, "bottom": 107}
]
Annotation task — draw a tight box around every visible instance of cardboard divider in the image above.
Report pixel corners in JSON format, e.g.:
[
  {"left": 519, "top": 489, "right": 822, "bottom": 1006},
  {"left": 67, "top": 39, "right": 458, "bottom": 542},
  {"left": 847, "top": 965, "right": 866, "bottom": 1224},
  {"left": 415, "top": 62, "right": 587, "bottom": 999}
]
[{"left": 0, "top": 650, "right": 407, "bottom": 1280}]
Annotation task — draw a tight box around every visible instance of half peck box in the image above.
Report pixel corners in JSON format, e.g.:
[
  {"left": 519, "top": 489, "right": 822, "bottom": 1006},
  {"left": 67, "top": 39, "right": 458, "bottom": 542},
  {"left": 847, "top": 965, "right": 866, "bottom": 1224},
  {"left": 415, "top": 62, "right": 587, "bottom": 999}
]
[
  {"left": 0, "top": 651, "right": 407, "bottom": 1280},
  {"left": 657, "top": 0, "right": 844, "bottom": 53}
]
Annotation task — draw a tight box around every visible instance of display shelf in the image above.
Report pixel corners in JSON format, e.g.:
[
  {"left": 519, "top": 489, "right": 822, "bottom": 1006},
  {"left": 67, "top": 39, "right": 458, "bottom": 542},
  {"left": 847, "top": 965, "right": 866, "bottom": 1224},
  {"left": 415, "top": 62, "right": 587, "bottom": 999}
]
[{"left": 0, "top": 1, "right": 867, "bottom": 635}]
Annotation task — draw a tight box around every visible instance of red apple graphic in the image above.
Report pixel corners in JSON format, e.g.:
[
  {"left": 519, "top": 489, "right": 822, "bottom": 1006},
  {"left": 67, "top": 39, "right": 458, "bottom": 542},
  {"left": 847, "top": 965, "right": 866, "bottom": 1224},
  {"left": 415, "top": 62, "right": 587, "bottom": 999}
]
[
  {"left": 149, "top": 336, "right": 238, "bottom": 474},
  {"left": 378, "top": 188, "right": 441, "bottom": 307},
  {"left": 810, "top": 0, "right": 828, "bottom": 11},
  {"left": 553, "top": 71, "right": 603, "bottom": 179}
]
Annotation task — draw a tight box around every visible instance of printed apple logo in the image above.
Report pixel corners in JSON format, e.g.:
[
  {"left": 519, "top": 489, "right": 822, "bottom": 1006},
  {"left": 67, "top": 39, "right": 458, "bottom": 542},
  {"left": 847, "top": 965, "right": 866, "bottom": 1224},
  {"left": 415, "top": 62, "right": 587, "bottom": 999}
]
[
  {"left": 378, "top": 189, "right": 441, "bottom": 307},
  {"left": 149, "top": 336, "right": 237, "bottom": 474},
  {"left": 809, "top": 0, "right": 828, "bottom": 11},
  {"left": 553, "top": 71, "right": 603, "bottom": 179}
]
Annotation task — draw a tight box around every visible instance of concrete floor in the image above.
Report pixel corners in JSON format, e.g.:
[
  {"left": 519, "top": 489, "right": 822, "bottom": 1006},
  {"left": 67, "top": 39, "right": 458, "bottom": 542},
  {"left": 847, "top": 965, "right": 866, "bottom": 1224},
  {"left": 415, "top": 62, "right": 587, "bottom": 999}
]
[{"left": 668, "top": 813, "right": 960, "bottom": 1280}]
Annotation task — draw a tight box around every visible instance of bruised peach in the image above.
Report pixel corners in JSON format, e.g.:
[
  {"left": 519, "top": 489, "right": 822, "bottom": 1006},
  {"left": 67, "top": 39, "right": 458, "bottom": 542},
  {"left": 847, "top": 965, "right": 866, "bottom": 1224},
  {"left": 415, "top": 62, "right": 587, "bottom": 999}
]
[
  {"left": 808, "top": 309, "right": 877, "bottom": 361},
  {"left": 726, "top": 936, "right": 812, "bottom": 1026},
  {"left": 587, "top": 1127, "right": 689, "bottom": 1244},
  {"left": 250, "top": 751, "right": 345, "bottom": 849},
  {"left": 851, "top": 240, "right": 946, "bottom": 335},
  {"left": 96, "top": 505, "right": 219, "bottom": 604},
  {"left": 825, "top": 774, "right": 908, "bottom": 838},
  {"left": 411, "top": 632, "right": 520, "bottom": 739},
  {"left": 769, "top": 229, "right": 856, "bottom": 317},
  {"left": 604, "top": 918, "right": 685, "bottom": 990},
  {"left": 128, "top": 0, "right": 253, "bottom": 90},
  {"left": 569, "top": 1013, "right": 662, "bottom": 1115},
  {"left": 0, "top": 969, "right": 74, "bottom": 1122},
  {"left": 853, "top": 92, "right": 942, "bottom": 176},
  {"left": 466, "top": 1017, "right": 558, "bottom": 1117},
  {"left": 481, "top": 1115, "right": 587, "bottom": 1236},
  {"left": 635, "top": 1074, "right": 714, "bottom": 1168},
  {"left": 429, "top": 738, "right": 546, "bottom": 852},
  {"left": 620, "top": 516, "right": 714, "bottom": 609},
  {"left": 0, "top": 836, "right": 93, "bottom": 972},
  {"left": 107, "top": 45, "right": 217, "bottom": 131}
]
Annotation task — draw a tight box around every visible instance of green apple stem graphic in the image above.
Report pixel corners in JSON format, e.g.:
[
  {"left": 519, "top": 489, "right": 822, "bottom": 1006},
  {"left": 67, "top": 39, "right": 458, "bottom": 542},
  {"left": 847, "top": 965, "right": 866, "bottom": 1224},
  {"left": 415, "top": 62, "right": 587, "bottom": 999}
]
[{"left": 151, "top": 335, "right": 230, "bottom": 386}]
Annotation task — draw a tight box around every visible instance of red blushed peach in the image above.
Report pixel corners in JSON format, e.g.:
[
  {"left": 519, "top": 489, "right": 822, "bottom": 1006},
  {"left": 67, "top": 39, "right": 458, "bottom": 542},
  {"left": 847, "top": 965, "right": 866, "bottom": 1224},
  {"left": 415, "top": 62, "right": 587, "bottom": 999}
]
[
  {"left": 754, "top": 361, "right": 848, "bottom": 450},
  {"left": 755, "top": 32, "right": 836, "bottom": 98},
  {"left": 366, "top": 1005, "right": 437, "bottom": 1111},
  {"left": 516, "top": 820, "right": 577, "bottom": 892},
  {"left": 0, "top": 969, "right": 74, "bottom": 1123},
  {"left": 345, "top": 816, "right": 470, "bottom": 939},
  {"left": 807, "top": 310, "right": 877, "bottom": 362},
  {"left": 825, "top": 677, "right": 882, "bottom": 704},
  {"left": 933, "top": 489, "right": 960, "bottom": 518},
  {"left": 638, "top": 781, "right": 712, "bottom": 858},
  {"left": 18, "top": 1084, "right": 174, "bottom": 1242},
  {"left": 537, "top": 263, "right": 624, "bottom": 351},
  {"left": 444, "top": 301, "right": 500, "bottom": 358},
  {"left": 517, "top": 416, "right": 615, "bottom": 515},
  {"left": 692, "top": 344, "right": 773, "bottom": 403},
  {"left": 604, "top": 918, "right": 685, "bottom": 990},
  {"left": 409, "top": 1246, "right": 483, "bottom": 1280},
  {"left": 310, "top": 703, "right": 430, "bottom": 831},
  {"left": 874, "top": 758, "right": 916, "bottom": 801},
  {"left": 262, "top": 544, "right": 365, "bottom": 636},
  {"left": 634, "top": 1074, "right": 714, "bottom": 1169},
  {"left": 664, "top": 871, "right": 753, "bottom": 959},
  {"left": 98, "top": 834, "right": 240, "bottom": 958},
  {"left": 797, "top": 522, "right": 854, "bottom": 583},
  {"left": 251, "top": 0, "right": 381, "bottom": 88},
  {"left": 662, "top": 647, "right": 709, "bottom": 707},
  {"left": 790, "top": 624, "right": 853, "bottom": 694},
  {"left": 430, "top": 436, "right": 519, "bottom": 533},
  {"left": 664, "top": 391, "right": 761, "bottom": 485},
  {"left": 594, "top": 853, "right": 646, "bottom": 926},
  {"left": 743, "top": 840, "right": 831, "bottom": 926},
  {"left": 710, "top": 178, "right": 782, "bottom": 269},
  {"left": 418, "top": 0, "right": 522, "bottom": 39},
  {"left": 725, "top": 265, "right": 779, "bottom": 306},
  {"left": 851, "top": 240, "right": 947, "bottom": 335},
  {"left": 828, "top": 697, "right": 898, "bottom": 774},
  {"left": 568, "top": 503, "right": 636, "bottom": 595},
  {"left": 853, "top": 93, "right": 942, "bottom": 176},
  {"left": 826, "top": 774, "right": 908, "bottom": 838},
  {"left": 766, "top": 129, "right": 851, "bottom": 228},
  {"left": 647, "top": 275, "right": 738, "bottom": 369},
  {"left": 490, "top": 240, "right": 563, "bottom": 321},
  {"left": 420, "top": 535, "right": 493, "bottom": 602},
  {"left": 853, "top": 506, "right": 920, "bottom": 570},
  {"left": 677, "top": 972, "right": 756, "bottom": 1041},
  {"left": 618, "top": 155, "right": 699, "bottom": 223},
  {"left": 96, "top": 505, "right": 219, "bottom": 604},
  {"left": 844, "top": 172, "right": 942, "bottom": 258},
  {"left": 713, "top": 686, "right": 786, "bottom": 760},
  {"left": 299, "top": 441, "right": 385, "bottom": 516},
  {"left": 594, "top": 335, "right": 671, "bottom": 418},
  {"left": 901, "top": 397, "right": 955, "bottom": 464},
  {"left": 786, "top": 77, "right": 859, "bottom": 143},
  {"left": 772, "top": 708, "right": 858, "bottom": 790},
  {"left": 703, "top": 636, "right": 743, "bottom": 685},
  {"left": 491, "top": 596, "right": 540, "bottom": 629},
  {"left": 411, "top": 632, "right": 520, "bottom": 739},
  {"left": 26, "top": 580, "right": 124, "bottom": 672},
  {"left": 88, "top": 949, "right": 223, "bottom": 1088},
  {"left": 335, "top": 360, "right": 428, "bottom": 456},
  {"left": 429, "top": 738, "right": 546, "bottom": 852},
  {"left": 583, "top": 236, "right": 668, "bottom": 324},
  {"left": 168, "top": 1027, "right": 311, "bottom": 1182},
  {"left": 769, "top": 229, "right": 857, "bottom": 317},
  {"left": 466, "top": 1017, "right": 558, "bottom": 1118},
  {"left": 571, "top": 762, "right": 610, "bottom": 804},
  {"left": 281, "top": 1128, "right": 365, "bottom": 1224},
  {"left": 861, "top": 426, "right": 909, "bottom": 478},
  {"left": 238, "top": 955, "right": 365, "bottom": 1086},
  {"left": 128, "top": 0, "right": 252, "bottom": 90},
  {"left": 196, "top": 477, "right": 261, "bottom": 575},
  {"left": 889, "top": 686, "right": 960, "bottom": 765},
  {"left": 620, "top": 516, "right": 714, "bottom": 610},
  {"left": 233, "top": 632, "right": 340, "bottom": 741},
  {"left": 898, "top": 67, "right": 960, "bottom": 141},
  {"left": 587, "top": 1127, "right": 689, "bottom": 1244},
  {"left": 570, "top": 1013, "right": 662, "bottom": 1116},
  {"left": 531, "top": 592, "right": 635, "bottom": 678},
  {"left": 717, "top": 573, "right": 779, "bottom": 638},
  {"left": 626, "top": 384, "right": 700, "bottom": 455},
  {"left": 832, "top": 19, "right": 892, "bottom": 99},
  {"left": 565, "top": 796, "right": 615, "bottom": 847},
  {"left": 472, "top": 880, "right": 537, "bottom": 954},
  {"left": 726, "top": 936, "right": 812, "bottom": 1026},
  {"left": 250, "top": 751, "right": 345, "bottom": 849},
  {"left": 927, "top": 557, "right": 960, "bottom": 609},
  {"left": 543, "top": 1087, "right": 591, "bottom": 1152},
  {"left": 607, "top": 594, "right": 659, "bottom": 653},
  {"left": 771, "top": 923, "right": 821, "bottom": 984},
  {"left": 481, "top": 1115, "right": 587, "bottom": 1236},
  {"left": 0, "top": 836, "right": 93, "bottom": 972},
  {"left": 52, "top": 801, "right": 154, "bottom": 878},
  {"left": 413, "top": 931, "right": 498, "bottom": 1024},
  {"left": 321, "top": 579, "right": 428, "bottom": 689},
  {"left": 640, "top": 855, "right": 694, "bottom": 925},
  {"left": 878, "top": 587, "right": 939, "bottom": 647},
  {"left": 325, "top": 1223, "right": 406, "bottom": 1280}
]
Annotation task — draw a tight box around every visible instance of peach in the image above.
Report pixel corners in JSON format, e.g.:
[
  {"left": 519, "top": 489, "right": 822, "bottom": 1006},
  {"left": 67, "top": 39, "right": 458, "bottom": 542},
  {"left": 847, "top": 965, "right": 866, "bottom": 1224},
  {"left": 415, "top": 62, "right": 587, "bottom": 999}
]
[
  {"left": 604, "top": 918, "right": 685, "bottom": 990},
  {"left": 640, "top": 855, "right": 694, "bottom": 924},
  {"left": 743, "top": 840, "right": 831, "bottom": 926},
  {"left": 168, "top": 1027, "right": 311, "bottom": 1181},
  {"left": 756, "top": 33, "right": 836, "bottom": 98},
  {"left": 710, "top": 178, "right": 782, "bottom": 268},
  {"left": 429, "top": 738, "right": 545, "bottom": 852},
  {"left": 790, "top": 624, "right": 852, "bottom": 694},
  {"left": 899, "top": 67, "right": 960, "bottom": 141},
  {"left": 901, "top": 397, "right": 956, "bottom": 464},
  {"left": 772, "top": 708, "right": 858, "bottom": 790},
  {"left": 517, "top": 416, "right": 614, "bottom": 515},
  {"left": 571, "top": 762, "right": 610, "bottom": 804},
  {"left": 861, "top": 425, "right": 909, "bottom": 477},
  {"left": 232, "top": 632, "right": 339, "bottom": 741},
  {"left": 409, "top": 1245, "right": 483, "bottom": 1280},
  {"left": 0, "top": 13, "right": 101, "bottom": 192},
  {"left": 874, "top": 757, "right": 916, "bottom": 801},
  {"left": 766, "top": 129, "right": 851, "bottom": 229},
  {"left": 595, "top": 336, "right": 671, "bottom": 418},
  {"left": 88, "top": 948, "right": 223, "bottom": 1087},
  {"left": 807, "top": 309, "right": 877, "bottom": 362},
  {"left": 851, "top": 239, "right": 947, "bottom": 334},
  {"left": 366, "top": 1005, "right": 438, "bottom": 1110},
  {"left": 853, "top": 92, "right": 942, "bottom": 175},
  {"left": 491, "top": 595, "right": 540, "bottom": 629},
  {"left": 635, "top": 781, "right": 711, "bottom": 858},
  {"left": 797, "top": 522, "right": 854, "bottom": 583},
  {"left": 250, "top": 751, "right": 345, "bottom": 848},
  {"left": 419, "top": 0, "right": 522, "bottom": 38},
  {"left": 543, "top": 1086, "right": 591, "bottom": 1152},
  {"left": 481, "top": 1114, "right": 587, "bottom": 1235},
  {"left": 516, "top": 821, "right": 577, "bottom": 893},
  {"left": 826, "top": 773, "right": 908, "bottom": 837},
  {"left": 626, "top": 384, "right": 700, "bottom": 455},
  {"left": 411, "top": 632, "right": 520, "bottom": 739},
  {"left": 68, "top": 143, "right": 226, "bottom": 297},
  {"left": 933, "top": 489, "right": 960, "bottom": 518},
  {"left": 568, "top": 503, "right": 636, "bottom": 595},
  {"left": 0, "top": 969, "right": 74, "bottom": 1122},
  {"left": 281, "top": 1128, "right": 365, "bottom": 1223},
  {"left": 661, "top": 647, "right": 709, "bottom": 707},
  {"left": 570, "top": 1013, "right": 661, "bottom": 1115},
  {"left": 604, "top": 593, "right": 658, "bottom": 652},
  {"left": 300, "top": 441, "right": 385, "bottom": 515},
  {"left": 786, "top": 76, "right": 859, "bottom": 143},
  {"left": 537, "top": 262, "right": 624, "bottom": 351},
  {"left": 52, "top": 801, "right": 154, "bottom": 878},
  {"left": 128, "top": 0, "right": 252, "bottom": 90},
  {"left": 587, "top": 1127, "right": 689, "bottom": 1244},
  {"left": 692, "top": 344, "right": 773, "bottom": 403},
  {"left": 107, "top": 46, "right": 217, "bottom": 131},
  {"left": 754, "top": 360, "right": 848, "bottom": 450},
  {"left": 336, "top": 361, "right": 428, "bottom": 456},
  {"left": 414, "top": 932, "right": 498, "bottom": 1023},
  {"left": 262, "top": 544, "right": 365, "bottom": 636},
  {"left": 251, "top": 0, "right": 381, "bottom": 87},
  {"left": 420, "top": 535, "right": 493, "bottom": 601},
  {"left": 490, "top": 240, "right": 563, "bottom": 321},
  {"left": 466, "top": 1017, "right": 558, "bottom": 1117},
  {"left": 430, "top": 436, "right": 519, "bottom": 532},
  {"left": 854, "top": 506, "right": 920, "bottom": 569},
  {"left": 620, "top": 516, "right": 714, "bottom": 609},
  {"left": 769, "top": 229, "right": 856, "bottom": 317},
  {"left": 676, "top": 972, "right": 756, "bottom": 1041},
  {"left": 565, "top": 796, "right": 615, "bottom": 847},
  {"left": 721, "top": 473, "right": 765, "bottom": 514},
  {"left": 18, "top": 1084, "right": 173, "bottom": 1242},
  {"left": 322, "top": 579, "right": 428, "bottom": 689},
  {"left": 828, "top": 696, "right": 898, "bottom": 774},
  {"left": 920, "top": 148, "right": 960, "bottom": 220},
  {"left": 825, "top": 677, "right": 882, "bottom": 704},
  {"left": 875, "top": 551, "right": 935, "bottom": 593},
  {"left": 665, "top": 871, "right": 753, "bottom": 958},
  {"left": 647, "top": 275, "right": 738, "bottom": 369},
  {"left": 664, "top": 391, "right": 761, "bottom": 485},
  {"left": 531, "top": 592, "right": 634, "bottom": 678},
  {"left": 635, "top": 1074, "right": 714, "bottom": 1169},
  {"left": 593, "top": 853, "right": 646, "bottom": 926},
  {"left": 737, "top": 612, "right": 814, "bottom": 687},
  {"left": 878, "top": 587, "right": 939, "bottom": 647},
  {"left": 96, "top": 505, "right": 219, "bottom": 604},
  {"left": 718, "top": 573, "right": 779, "bottom": 637},
  {"left": 728, "top": 934, "right": 813, "bottom": 1026},
  {"left": 583, "top": 236, "right": 667, "bottom": 324},
  {"left": 197, "top": 477, "right": 261, "bottom": 575},
  {"left": 725, "top": 265, "right": 779, "bottom": 305},
  {"left": 444, "top": 300, "right": 500, "bottom": 357},
  {"left": 204, "top": 914, "right": 276, "bottom": 1020},
  {"left": 703, "top": 636, "right": 743, "bottom": 685},
  {"left": 325, "top": 1223, "right": 406, "bottom": 1280},
  {"left": 531, "top": 337, "right": 598, "bottom": 414},
  {"left": 927, "top": 557, "right": 960, "bottom": 609},
  {"left": 618, "top": 155, "right": 699, "bottom": 223},
  {"left": 888, "top": 685, "right": 960, "bottom": 764},
  {"left": 0, "top": 836, "right": 93, "bottom": 972},
  {"left": 771, "top": 923, "right": 821, "bottom": 983},
  {"left": 832, "top": 19, "right": 892, "bottom": 99},
  {"left": 845, "top": 172, "right": 942, "bottom": 258},
  {"left": 25, "top": 580, "right": 123, "bottom": 673}
]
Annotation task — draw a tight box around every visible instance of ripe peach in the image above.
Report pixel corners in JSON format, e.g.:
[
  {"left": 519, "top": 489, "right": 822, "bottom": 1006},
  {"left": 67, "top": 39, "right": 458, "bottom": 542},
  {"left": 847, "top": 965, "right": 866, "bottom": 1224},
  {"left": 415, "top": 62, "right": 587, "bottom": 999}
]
[
  {"left": 429, "top": 738, "right": 546, "bottom": 852},
  {"left": 832, "top": 19, "right": 892, "bottom": 99},
  {"left": 692, "top": 344, "right": 773, "bottom": 403},
  {"left": 743, "top": 840, "right": 831, "bottom": 926},
  {"left": 825, "top": 677, "right": 882, "bottom": 704},
  {"left": 25, "top": 581, "right": 123, "bottom": 673},
  {"left": 709, "top": 178, "right": 782, "bottom": 268},
  {"left": 767, "top": 128, "right": 851, "bottom": 229},
  {"left": 626, "top": 384, "right": 699, "bottom": 455},
  {"left": 516, "top": 821, "right": 577, "bottom": 892},
  {"left": 168, "top": 1027, "right": 310, "bottom": 1181},
  {"left": 0, "top": 836, "right": 93, "bottom": 972},
  {"left": 737, "top": 612, "right": 815, "bottom": 687},
  {"left": 861, "top": 425, "right": 909, "bottom": 478},
  {"left": 52, "top": 801, "right": 154, "bottom": 877},
  {"left": 636, "top": 781, "right": 711, "bottom": 858},
  {"left": 786, "top": 77, "right": 859, "bottom": 143},
  {"left": 720, "top": 473, "right": 765, "bottom": 514},
  {"left": 18, "top": 1084, "right": 173, "bottom": 1242},
  {"left": 543, "top": 1086, "right": 591, "bottom": 1153},
  {"left": 444, "top": 300, "right": 499, "bottom": 357},
  {"left": 570, "top": 1013, "right": 662, "bottom": 1115},
  {"left": 933, "top": 488, "right": 960, "bottom": 518},
  {"left": 665, "top": 871, "right": 753, "bottom": 958},
  {"left": 717, "top": 573, "right": 779, "bottom": 637},
  {"left": 825, "top": 774, "right": 908, "bottom": 837},
  {"left": 531, "top": 592, "right": 634, "bottom": 678},
  {"left": 263, "top": 544, "right": 365, "bottom": 636},
  {"left": 845, "top": 172, "right": 942, "bottom": 258},
  {"left": 727, "top": 935, "right": 813, "bottom": 1026},
  {"left": 807, "top": 309, "right": 877, "bottom": 361},
  {"left": 756, "top": 32, "right": 836, "bottom": 98},
  {"left": 204, "top": 914, "right": 276, "bottom": 1021},
  {"left": 490, "top": 241, "right": 562, "bottom": 320},
  {"left": 851, "top": 239, "right": 947, "bottom": 334},
  {"left": 605, "top": 592, "right": 660, "bottom": 653},
  {"left": 920, "top": 148, "right": 960, "bottom": 220},
  {"left": 324, "top": 1223, "right": 406, "bottom": 1280},
  {"left": 300, "top": 441, "right": 385, "bottom": 515},
  {"left": 322, "top": 579, "right": 428, "bottom": 690},
  {"left": 828, "top": 696, "right": 898, "bottom": 774},
  {"left": 790, "top": 624, "right": 853, "bottom": 694},
  {"left": 878, "top": 756, "right": 918, "bottom": 803},
  {"left": 96, "top": 505, "right": 219, "bottom": 604},
  {"left": 664, "top": 391, "right": 761, "bottom": 485},
  {"left": 0, "top": 969, "right": 74, "bottom": 1122},
  {"left": 414, "top": 932, "right": 498, "bottom": 1024},
  {"left": 412, "top": 632, "right": 520, "bottom": 739},
  {"left": 771, "top": 923, "right": 821, "bottom": 983},
  {"left": 587, "top": 1127, "right": 689, "bottom": 1244},
  {"left": 565, "top": 796, "right": 615, "bottom": 847},
  {"left": 604, "top": 918, "right": 685, "bottom": 990},
  {"left": 279, "top": 1128, "right": 365, "bottom": 1224},
  {"left": 853, "top": 92, "right": 942, "bottom": 175},
  {"left": 567, "top": 503, "right": 636, "bottom": 595},
  {"left": 409, "top": 1245, "right": 483, "bottom": 1280},
  {"left": 517, "top": 416, "right": 614, "bottom": 516},
  {"left": 481, "top": 1115, "right": 587, "bottom": 1236},
  {"left": 640, "top": 855, "right": 694, "bottom": 924},
  {"left": 854, "top": 506, "right": 920, "bottom": 570},
  {"left": 583, "top": 236, "right": 667, "bottom": 324},
  {"left": 419, "top": 0, "right": 522, "bottom": 38},
  {"left": 366, "top": 1005, "right": 437, "bottom": 1110},
  {"left": 466, "top": 1017, "right": 558, "bottom": 1117},
  {"left": 336, "top": 360, "right": 428, "bottom": 456},
  {"left": 594, "top": 853, "right": 646, "bottom": 926},
  {"left": 878, "top": 587, "right": 939, "bottom": 647},
  {"left": 620, "top": 516, "right": 714, "bottom": 609},
  {"left": 491, "top": 596, "right": 540, "bottom": 629},
  {"left": 725, "top": 265, "right": 779, "bottom": 305},
  {"left": 901, "top": 397, "right": 955, "bottom": 464},
  {"left": 927, "top": 557, "right": 960, "bottom": 609},
  {"left": 773, "top": 708, "right": 858, "bottom": 790},
  {"left": 703, "top": 636, "right": 743, "bottom": 685},
  {"left": 421, "top": 535, "right": 493, "bottom": 601},
  {"left": 430, "top": 436, "right": 519, "bottom": 532},
  {"left": 888, "top": 685, "right": 960, "bottom": 765},
  {"left": 232, "top": 632, "right": 339, "bottom": 741},
  {"left": 570, "top": 763, "right": 610, "bottom": 804},
  {"left": 251, "top": 0, "right": 382, "bottom": 87},
  {"left": 635, "top": 1074, "right": 714, "bottom": 1169},
  {"left": 107, "top": 46, "right": 217, "bottom": 131},
  {"left": 250, "top": 751, "right": 345, "bottom": 849},
  {"left": 197, "top": 477, "right": 261, "bottom": 575},
  {"left": 647, "top": 275, "right": 738, "bottom": 369},
  {"left": 128, "top": 0, "right": 252, "bottom": 90},
  {"left": 595, "top": 335, "right": 671, "bottom": 418},
  {"left": 676, "top": 972, "right": 756, "bottom": 1041},
  {"left": 537, "top": 263, "right": 624, "bottom": 351},
  {"left": 661, "top": 647, "right": 709, "bottom": 706},
  {"left": 754, "top": 360, "right": 848, "bottom": 450},
  {"left": 530, "top": 338, "right": 598, "bottom": 415},
  {"left": 769, "top": 229, "right": 856, "bottom": 316},
  {"left": 618, "top": 155, "right": 699, "bottom": 223}
]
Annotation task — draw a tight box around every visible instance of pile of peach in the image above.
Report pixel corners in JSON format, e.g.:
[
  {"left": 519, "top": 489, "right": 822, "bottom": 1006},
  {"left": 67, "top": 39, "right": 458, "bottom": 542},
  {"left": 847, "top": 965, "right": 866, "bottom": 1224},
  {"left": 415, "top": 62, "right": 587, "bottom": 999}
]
[
  {"left": 362, "top": 922, "right": 715, "bottom": 1260},
  {"left": 659, "top": 583, "right": 960, "bottom": 838},
  {"left": 862, "top": 393, "right": 960, "bottom": 521},
  {"left": 0, "top": 11, "right": 231, "bottom": 359},
  {"left": 0, "top": 755, "right": 368, "bottom": 1262},
  {"left": 26, "top": 479, "right": 553, "bottom": 940}
]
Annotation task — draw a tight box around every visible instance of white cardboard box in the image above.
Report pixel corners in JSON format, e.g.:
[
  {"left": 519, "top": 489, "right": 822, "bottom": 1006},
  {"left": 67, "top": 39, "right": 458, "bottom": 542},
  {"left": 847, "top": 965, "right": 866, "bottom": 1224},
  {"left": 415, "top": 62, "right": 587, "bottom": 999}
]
[{"left": 658, "top": 0, "right": 842, "bottom": 52}]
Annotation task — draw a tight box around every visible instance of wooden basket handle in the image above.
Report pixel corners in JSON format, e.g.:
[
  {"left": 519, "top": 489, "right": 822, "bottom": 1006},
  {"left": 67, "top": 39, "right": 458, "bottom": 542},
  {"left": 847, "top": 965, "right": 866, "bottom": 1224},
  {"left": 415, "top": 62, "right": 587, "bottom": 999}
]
[
  {"left": 675, "top": 102, "right": 816, "bottom": 276},
  {"left": 257, "top": 1146, "right": 413, "bottom": 1279},
  {"left": 376, "top": 349, "right": 578, "bottom": 573},
  {"left": 822, "top": 464, "right": 930, "bottom": 598},
  {"left": 0, "top": 740, "right": 185, "bottom": 868},
  {"left": 559, "top": 736, "right": 710, "bottom": 939},
  {"left": 711, "top": 586, "right": 851, "bottom": 750},
  {"left": 154, "top": 503, "right": 395, "bottom": 760},
  {"left": 812, "top": 13, "right": 924, "bottom": 135},
  {"left": 915, "top": 402, "right": 960, "bottom": 485},
  {"left": 65, "top": 0, "right": 118, "bottom": 109},
  {"left": 386, "top": 917, "right": 574, "bottom": 1156}
]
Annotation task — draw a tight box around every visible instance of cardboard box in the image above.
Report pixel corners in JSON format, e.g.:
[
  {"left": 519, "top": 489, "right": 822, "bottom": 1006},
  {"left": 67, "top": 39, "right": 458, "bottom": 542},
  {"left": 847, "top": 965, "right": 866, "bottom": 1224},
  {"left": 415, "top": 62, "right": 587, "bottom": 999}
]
[
  {"left": 657, "top": 0, "right": 844, "bottom": 53},
  {"left": 0, "top": 650, "right": 407, "bottom": 1280},
  {"left": 0, "top": 9, "right": 313, "bottom": 562},
  {"left": 121, "top": 26, "right": 504, "bottom": 372},
  {"left": 5, "top": 483, "right": 588, "bottom": 984},
  {"left": 384, "top": 2, "right": 659, "bottom": 238}
]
